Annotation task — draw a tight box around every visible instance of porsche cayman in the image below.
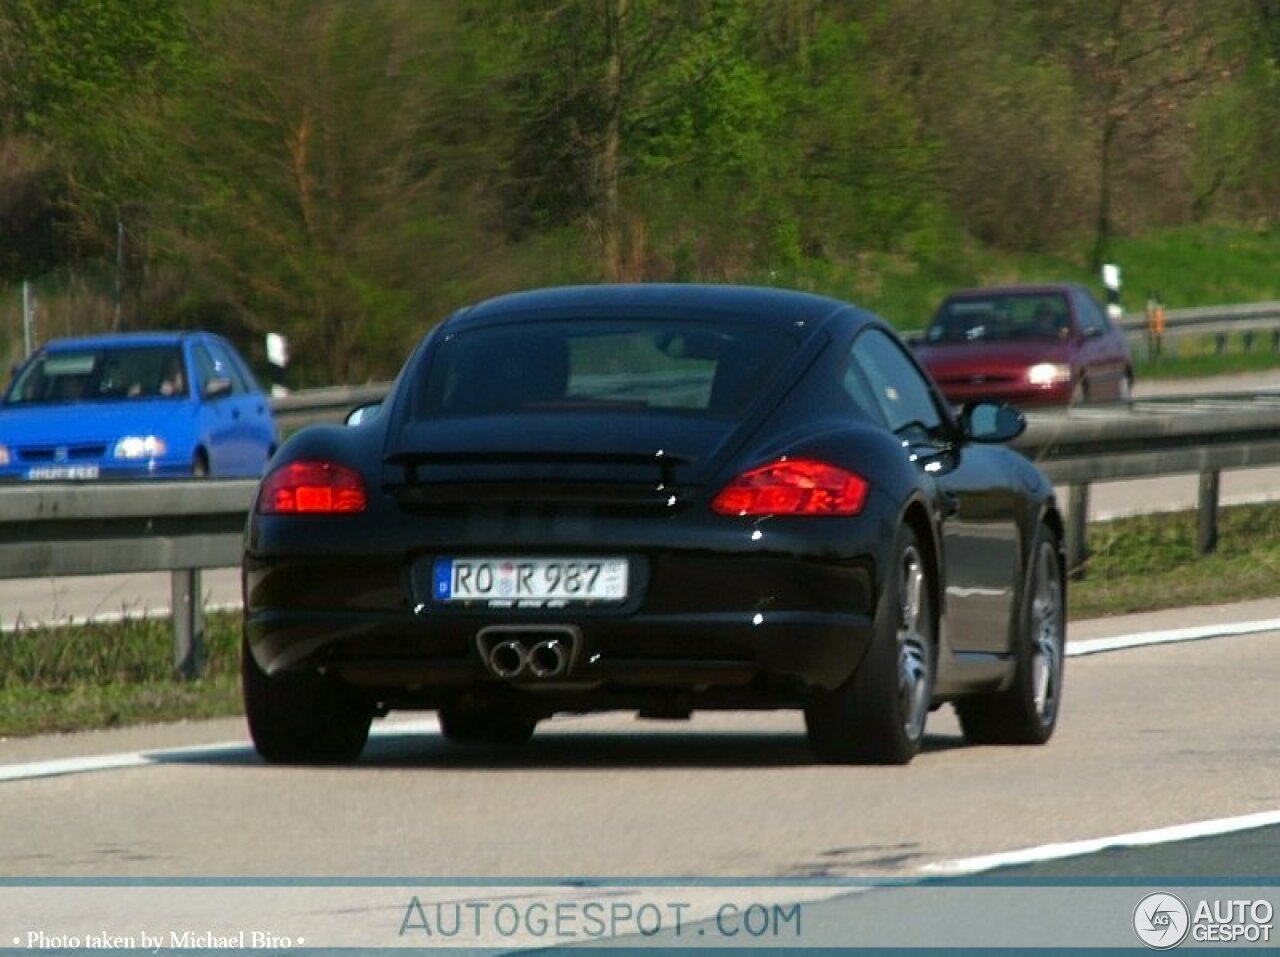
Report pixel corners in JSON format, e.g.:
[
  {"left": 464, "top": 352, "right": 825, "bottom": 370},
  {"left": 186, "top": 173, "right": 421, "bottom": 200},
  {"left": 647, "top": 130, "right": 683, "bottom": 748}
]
[{"left": 242, "top": 284, "right": 1065, "bottom": 765}]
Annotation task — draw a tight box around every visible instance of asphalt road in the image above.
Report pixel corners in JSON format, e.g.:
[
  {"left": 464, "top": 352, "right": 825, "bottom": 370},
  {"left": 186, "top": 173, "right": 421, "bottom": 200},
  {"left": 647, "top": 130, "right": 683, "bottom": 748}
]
[{"left": 2, "top": 604, "right": 1277, "bottom": 950}]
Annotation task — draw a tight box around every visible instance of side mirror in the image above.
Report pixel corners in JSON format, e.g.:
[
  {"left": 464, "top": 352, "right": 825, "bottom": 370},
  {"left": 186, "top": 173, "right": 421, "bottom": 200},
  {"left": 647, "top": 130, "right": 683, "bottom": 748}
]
[
  {"left": 203, "top": 377, "right": 233, "bottom": 400},
  {"left": 960, "top": 400, "right": 1025, "bottom": 443},
  {"left": 345, "top": 402, "right": 382, "bottom": 426}
]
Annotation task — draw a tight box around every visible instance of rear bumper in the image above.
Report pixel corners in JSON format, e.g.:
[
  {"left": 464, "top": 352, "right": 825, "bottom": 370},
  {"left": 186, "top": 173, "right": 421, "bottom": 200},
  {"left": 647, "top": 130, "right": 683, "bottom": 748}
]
[
  {"left": 243, "top": 544, "right": 881, "bottom": 707},
  {"left": 245, "top": 606, "right": 876, "bottom": 708}
]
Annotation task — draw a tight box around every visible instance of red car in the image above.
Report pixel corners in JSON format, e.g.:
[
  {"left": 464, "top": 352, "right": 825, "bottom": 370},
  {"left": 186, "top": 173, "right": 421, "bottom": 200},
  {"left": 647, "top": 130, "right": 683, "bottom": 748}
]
[{"left": 911, "top": 283, "right": 1134, "bottom": 408}]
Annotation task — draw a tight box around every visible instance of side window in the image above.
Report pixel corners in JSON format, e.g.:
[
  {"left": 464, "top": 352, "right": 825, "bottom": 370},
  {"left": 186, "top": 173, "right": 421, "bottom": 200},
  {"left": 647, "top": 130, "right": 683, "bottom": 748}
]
[
  {"left": 849, "top": 329, "right": 946, "bottom": 441},
  {"left": 840, "top": 356, "right": 884, "bottom": 424},
  {"left": 224, "top": 345, "right": 264, "bottom": 393},
  {"left": 192, "top": 344, "right": 220, "bottom": 397},
  {"left": 205, "top": 342, "right": 248, "bottom": 394},
  {"left": 1075, "top": 291, "right": 1107, "bottom": 335}
]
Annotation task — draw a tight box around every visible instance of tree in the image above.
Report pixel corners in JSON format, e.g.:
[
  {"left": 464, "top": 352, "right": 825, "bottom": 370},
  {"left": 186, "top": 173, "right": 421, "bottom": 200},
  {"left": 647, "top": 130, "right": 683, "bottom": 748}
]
[
  {"left": 1187, "top": 1, "right": 1280, "bottom": 220},
  {"left": 140, "top": 1, "right": 468, "bottom": 381},
  {"left": 0, "top": 0, "right": 190, "bottom": 280},
  {"left": 1039, "top": 0, "right": 1228, "bottom": 269},
  {"left": 492, "top": 0, "right": 790, "bottom": 279}
]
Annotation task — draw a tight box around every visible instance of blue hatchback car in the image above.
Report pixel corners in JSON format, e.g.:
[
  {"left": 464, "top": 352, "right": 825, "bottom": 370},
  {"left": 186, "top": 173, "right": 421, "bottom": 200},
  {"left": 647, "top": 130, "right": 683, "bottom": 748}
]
[{"left": 0, "top": 332, "right": 279, "bottom": 479}]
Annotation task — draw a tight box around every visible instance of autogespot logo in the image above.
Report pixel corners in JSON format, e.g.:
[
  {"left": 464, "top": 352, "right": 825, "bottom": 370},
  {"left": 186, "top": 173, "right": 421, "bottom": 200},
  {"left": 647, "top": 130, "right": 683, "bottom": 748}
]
[{"left": 1134, "top": 892, "right": 1190, "bottom": 949}]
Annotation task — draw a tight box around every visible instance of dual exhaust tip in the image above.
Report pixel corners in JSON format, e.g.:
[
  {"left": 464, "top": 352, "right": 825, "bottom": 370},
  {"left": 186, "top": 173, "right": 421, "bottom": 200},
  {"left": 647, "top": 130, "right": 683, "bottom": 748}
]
[{"left": 477, "top": 627, "right": 580, "bottom": 681}]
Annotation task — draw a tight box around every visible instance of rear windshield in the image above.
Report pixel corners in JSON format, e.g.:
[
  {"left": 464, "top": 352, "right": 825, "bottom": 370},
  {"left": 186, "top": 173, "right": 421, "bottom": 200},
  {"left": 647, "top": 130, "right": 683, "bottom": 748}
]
[
  {"left": 413, "top": 318, "right": 798, "bottom": 419},
  {"left": 5, "top": 346, "right": 187, "bottom": 404},
  {"left": 926, "top": 292, "right": 1071, "bottom": 344}
]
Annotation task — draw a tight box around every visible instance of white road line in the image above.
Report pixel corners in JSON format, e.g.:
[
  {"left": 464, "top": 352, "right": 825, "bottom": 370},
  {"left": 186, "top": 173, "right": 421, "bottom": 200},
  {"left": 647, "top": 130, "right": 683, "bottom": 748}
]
[
  {"left": 921, "top": 810, "right": 1280, "bottom": 876},
  {"left": 1066, "top": 617, "right": 1280, "bottom": 657},
  {"left": 0, "top": 751, "right": 156, "bottom": 783},
  {"left": 0, "top": 718, "right": 440, "bottom": 784}
]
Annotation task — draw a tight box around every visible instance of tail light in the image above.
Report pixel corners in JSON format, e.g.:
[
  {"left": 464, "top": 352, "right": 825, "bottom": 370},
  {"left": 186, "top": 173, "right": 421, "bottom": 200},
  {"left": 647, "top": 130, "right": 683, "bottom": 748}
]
[
  {"left": 711, "top": 458, "right": 869, "bottom": 516},
  {"left": 258, "top": 461, "right": 367, "bottom": 514}
]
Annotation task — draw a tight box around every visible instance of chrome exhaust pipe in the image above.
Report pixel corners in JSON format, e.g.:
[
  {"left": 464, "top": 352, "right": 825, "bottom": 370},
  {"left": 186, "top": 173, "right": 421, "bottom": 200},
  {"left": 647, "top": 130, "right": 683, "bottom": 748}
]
[
  {"left": 527, "top": 639, "right": 568, "bottom": 679},
  {"left": 476, "top": 625, "right": 581, "bottom": 680},
  {"left": 488, "top": 640, "right": 528, "bottom": 679}
]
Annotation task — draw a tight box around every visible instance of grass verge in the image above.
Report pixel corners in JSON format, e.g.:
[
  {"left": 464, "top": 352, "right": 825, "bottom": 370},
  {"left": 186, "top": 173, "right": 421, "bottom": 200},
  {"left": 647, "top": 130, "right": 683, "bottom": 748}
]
[
  {"left": 1135, "top": 336, "right": 1280, "bottom": 381},
  {"left": 3, "top": 501, "right": 1279, "bottom": 738},
  {"left": 1069, "top": 501, "right": 1280, "bottom": 619},
  {"left": 0, "top": 614, "right": 243, "bottom": 738}
]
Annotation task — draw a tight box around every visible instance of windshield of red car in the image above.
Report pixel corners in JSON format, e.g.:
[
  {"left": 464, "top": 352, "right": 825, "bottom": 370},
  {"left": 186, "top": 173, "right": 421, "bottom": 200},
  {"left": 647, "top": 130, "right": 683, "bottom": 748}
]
[
  {"left": 413, "top": 318, "right": 799, "bottom": 419},
  {"left": 926, "top": 293, "right": 1071, "bottom": 344},
  {"left": 4, "top": 346, "right": 187, "bottom": 405}
]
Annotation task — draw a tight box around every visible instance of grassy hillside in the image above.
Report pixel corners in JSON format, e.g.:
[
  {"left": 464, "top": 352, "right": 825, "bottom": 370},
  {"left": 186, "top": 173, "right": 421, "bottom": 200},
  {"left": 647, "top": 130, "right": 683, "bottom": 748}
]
[{"left": 752, "top": 224, "right": 1280, "bottom": 332}]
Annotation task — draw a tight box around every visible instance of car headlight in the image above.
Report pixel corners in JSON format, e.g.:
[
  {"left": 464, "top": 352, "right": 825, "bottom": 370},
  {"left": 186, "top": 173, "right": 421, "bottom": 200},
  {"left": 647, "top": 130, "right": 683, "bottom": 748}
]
[
  {"left": 1027, "top": 362, "right": 1072, "bottom": 386},
  {"left": 0, "top": 443, "right": 9, "bottom": 466},
  {"left": 113, "top": 436, "right": 168, "bottom": 460}
]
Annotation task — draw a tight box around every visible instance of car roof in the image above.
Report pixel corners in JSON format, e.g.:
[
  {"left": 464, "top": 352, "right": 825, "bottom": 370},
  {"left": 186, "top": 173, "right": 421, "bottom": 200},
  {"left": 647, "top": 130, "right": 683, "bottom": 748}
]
[
  {"left": 40, "top": 331, "right": 200, "bottom": 352},
  {"left": 445, "top": 283, "right": 870, "bottom": 338}
]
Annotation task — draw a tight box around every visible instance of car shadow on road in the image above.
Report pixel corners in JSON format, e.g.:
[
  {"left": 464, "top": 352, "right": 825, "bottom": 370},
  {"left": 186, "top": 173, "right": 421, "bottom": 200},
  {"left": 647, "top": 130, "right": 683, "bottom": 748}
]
[
  {"left": 356, "top": 729, "right": 970, "bottom": 770},
  {"left": 141, "top": 728, "right": 969, "bottom": 771}
]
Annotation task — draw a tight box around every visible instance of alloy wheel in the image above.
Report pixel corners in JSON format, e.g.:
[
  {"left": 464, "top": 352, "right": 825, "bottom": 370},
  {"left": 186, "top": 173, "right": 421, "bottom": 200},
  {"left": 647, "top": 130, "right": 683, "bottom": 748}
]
[{"left": 897, "top": 544, "right": 931, "bottom": 741}]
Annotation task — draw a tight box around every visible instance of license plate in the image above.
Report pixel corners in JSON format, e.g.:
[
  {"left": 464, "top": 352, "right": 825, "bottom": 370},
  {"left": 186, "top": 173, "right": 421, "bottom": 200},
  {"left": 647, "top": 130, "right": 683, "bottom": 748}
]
[
  {"left": 433, "top": 557, "right": 628, "bottom": 606},
  {"left": 27, "top": 465, "right": 100, "bottom": 480}
]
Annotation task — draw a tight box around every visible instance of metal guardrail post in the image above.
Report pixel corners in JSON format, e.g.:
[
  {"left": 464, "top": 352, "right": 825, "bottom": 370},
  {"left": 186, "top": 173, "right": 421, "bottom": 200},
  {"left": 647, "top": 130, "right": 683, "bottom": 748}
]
[
  {"left": 1198, "top": 471, "right": 1220, "bottom": 555},
  {"left": 171, "top": 569, "right": 205, "bottom": 680},
  {"left": 1066, "top": 484, "right": 1089, "bottom": 580}
]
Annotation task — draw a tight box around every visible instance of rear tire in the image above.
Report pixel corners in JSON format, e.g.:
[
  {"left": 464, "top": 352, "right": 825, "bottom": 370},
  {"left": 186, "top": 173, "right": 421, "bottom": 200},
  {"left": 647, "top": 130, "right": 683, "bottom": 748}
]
[
  {"left": 242, "top": 638, "right": 371, "bottom": 764},
  {"left": 438, "top": 705, "right": 537, "bottom": 746},
  {"left": 956, "top": 524, "right": 1064, "bottom": 745},
  {"left": 805, "top": 526, "right": 935, "bottom": 765}
]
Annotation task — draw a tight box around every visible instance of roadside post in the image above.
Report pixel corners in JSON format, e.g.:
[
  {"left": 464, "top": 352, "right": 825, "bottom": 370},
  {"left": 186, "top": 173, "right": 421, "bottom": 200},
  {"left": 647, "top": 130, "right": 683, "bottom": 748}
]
[
  {"left": 171, "top": 569, "right": 205, "bottom": 680},
  {"left": 266, "top": 332, "right": 290, "bottom": 397},
  {"left": 1102, "top": 263, "right": 1123, "bottom": 322}
]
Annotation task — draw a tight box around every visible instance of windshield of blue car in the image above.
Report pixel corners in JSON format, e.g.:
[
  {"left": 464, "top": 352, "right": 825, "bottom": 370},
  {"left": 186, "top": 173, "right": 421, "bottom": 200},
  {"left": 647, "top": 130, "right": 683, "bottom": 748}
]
[
  {"left": 926, "top": 293, "right": 1072, "bottom": 344},
  {"left": 414, "top": 319, "right": 799, "bottom": 418},
  {"left": 4, "top": 346, "right": 188, "bottom": 404}
]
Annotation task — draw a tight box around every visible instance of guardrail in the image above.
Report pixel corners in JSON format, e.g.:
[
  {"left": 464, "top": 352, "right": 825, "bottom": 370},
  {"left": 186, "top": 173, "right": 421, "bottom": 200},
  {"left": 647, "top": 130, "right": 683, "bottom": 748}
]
[
  {"left": 7, "top": 391, "right": 1280, "bottom": 677},
  {"left": 1118, "top": 301, "right": 1280, "bottom": 359},
  {"left": 1016, "top": 394, "right": 1280, "bottom": 573},
  {"left": 271, "top": 383, "right": 389, "bottom": 433},
  {"left": 0, "top": 480, "right": 258, "bottom": 678},
  {"left": 1118, "top": 299, "right": 1280, "bottom": 333}
]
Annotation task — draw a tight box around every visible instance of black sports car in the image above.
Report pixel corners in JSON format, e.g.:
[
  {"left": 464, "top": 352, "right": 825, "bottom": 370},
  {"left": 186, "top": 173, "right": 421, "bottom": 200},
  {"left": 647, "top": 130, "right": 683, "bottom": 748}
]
[{"left": 243, "top": 283, "right": 1065, "bottom": 765}]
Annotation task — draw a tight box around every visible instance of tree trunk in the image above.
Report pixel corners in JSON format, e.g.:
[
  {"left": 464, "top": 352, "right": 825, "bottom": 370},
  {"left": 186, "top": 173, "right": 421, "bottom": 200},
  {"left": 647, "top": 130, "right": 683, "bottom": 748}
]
[
  {"left": 1090, "top": 118, "right": 1116, "bottom": 273},
  {"left": 600, "top": 0, "right": 626, "bottom": 280}
]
